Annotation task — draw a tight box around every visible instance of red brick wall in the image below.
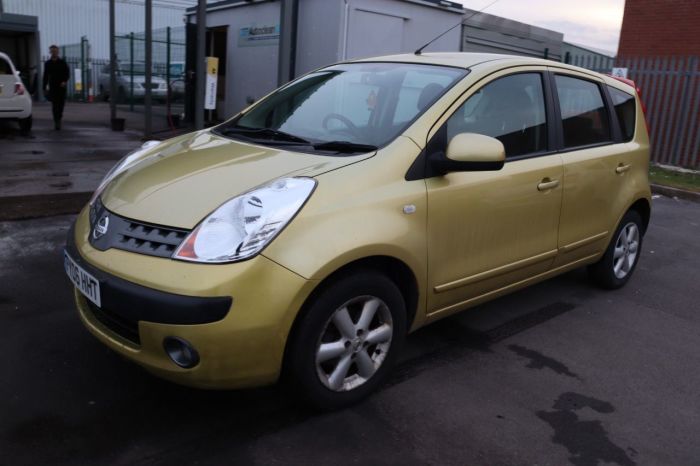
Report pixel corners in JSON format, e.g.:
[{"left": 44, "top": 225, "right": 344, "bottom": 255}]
[{"left": 617, "top": 0, "right": 700, "bottom": 56}]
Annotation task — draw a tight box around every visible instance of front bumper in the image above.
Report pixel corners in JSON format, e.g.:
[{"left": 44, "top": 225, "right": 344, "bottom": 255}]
[{"left": 69, "top": 207, "right": 317, "bottom": 389}]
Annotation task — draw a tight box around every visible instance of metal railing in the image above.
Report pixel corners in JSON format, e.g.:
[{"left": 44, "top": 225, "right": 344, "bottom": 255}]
[
  {"left": 567, "top": 54, "right": 700, "bottom": 168},
  {"left": 615, "top": 56, "right": 700, "bottom": 168}
]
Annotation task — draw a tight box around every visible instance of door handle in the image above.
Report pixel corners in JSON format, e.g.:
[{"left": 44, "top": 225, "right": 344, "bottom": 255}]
[
  {"left": 537, "top": 178, "right": 560, "bottom": 191},
  {"left": 616, "top": 163, "right": 631, "bottom": 174}
]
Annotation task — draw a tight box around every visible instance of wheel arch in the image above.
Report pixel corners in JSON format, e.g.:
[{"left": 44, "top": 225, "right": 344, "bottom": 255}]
[
  {"left": 282, "top": 255, "right": 420, "bottom": 373},
  {"left": 628, "top": 197, "right": 651, "bottom": 234}
]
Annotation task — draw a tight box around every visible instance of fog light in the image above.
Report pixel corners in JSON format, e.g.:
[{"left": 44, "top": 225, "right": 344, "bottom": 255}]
[{"left": 163, "top": 336, "right": 200, "bottom": 369}]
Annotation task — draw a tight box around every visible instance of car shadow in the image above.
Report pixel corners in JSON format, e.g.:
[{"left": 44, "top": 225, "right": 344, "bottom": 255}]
[{"left": 4, "top": 252, "right": 596, "bottom": 463}]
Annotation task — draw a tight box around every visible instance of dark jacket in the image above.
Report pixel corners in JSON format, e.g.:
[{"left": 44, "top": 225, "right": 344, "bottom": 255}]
[{"left": 43, "top": 57, "right": 70, "bottom": 93}]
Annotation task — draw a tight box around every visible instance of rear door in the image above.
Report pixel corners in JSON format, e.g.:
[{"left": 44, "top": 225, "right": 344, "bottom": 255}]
[{"left": 548, "top": 68, "right": 635, "bottom": 266}]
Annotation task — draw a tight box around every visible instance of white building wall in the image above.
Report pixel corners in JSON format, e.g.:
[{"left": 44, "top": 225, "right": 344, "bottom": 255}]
[
  {"left": 2, "top": 0, "right": 190, "bottom": 59},
  {"left": 192, "top": 1, "right": 281, "bottom": 117}
]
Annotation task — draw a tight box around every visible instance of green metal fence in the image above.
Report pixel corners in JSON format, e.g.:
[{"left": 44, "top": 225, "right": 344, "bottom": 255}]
[
  {"left": 114, "top": 26, "right": 187, "bottom": 110},
  {"left": 567, "top": 53, "right": 700, "bottom": 169}
]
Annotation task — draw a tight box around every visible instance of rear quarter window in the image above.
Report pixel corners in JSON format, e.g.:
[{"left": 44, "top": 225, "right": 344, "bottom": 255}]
[{"left": 608, "top": 86, "right": 636, "bottom": 141}]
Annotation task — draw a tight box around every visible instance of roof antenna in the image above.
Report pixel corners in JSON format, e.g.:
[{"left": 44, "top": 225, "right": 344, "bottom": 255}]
[{"left": 415, "top": 0, "right": 500, "bottom": 55}]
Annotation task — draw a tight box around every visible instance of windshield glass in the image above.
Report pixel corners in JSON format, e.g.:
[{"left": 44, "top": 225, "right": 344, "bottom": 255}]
[{"left": 215, "top": 62, "right": 467, "bottom": 153}]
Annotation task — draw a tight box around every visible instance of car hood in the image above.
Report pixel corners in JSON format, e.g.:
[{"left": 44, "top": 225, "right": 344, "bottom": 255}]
[{"left": 101, "top": 130, "right": 374, "bottom": 229}]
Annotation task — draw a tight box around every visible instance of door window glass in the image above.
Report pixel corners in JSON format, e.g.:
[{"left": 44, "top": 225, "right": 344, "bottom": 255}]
[
  {"left": 608, "top": 86, "right": 636, "bottom": 142},
  {"left": 393, "top": 69, "right": 460, "bottom": 126},
  {"left": 555, "top": 75, "right": 611, "bottom": 148},
  {"left": 446, "top": 73, "right": 548, "bottom": 158}
]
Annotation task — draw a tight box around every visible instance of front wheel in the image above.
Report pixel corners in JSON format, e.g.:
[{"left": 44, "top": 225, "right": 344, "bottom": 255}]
[
  {"left": 588, "top": 210, "right": 644, "bottom": 289},
  {"left": 285, "top": 271, "right": 406, "bottom": 410}
]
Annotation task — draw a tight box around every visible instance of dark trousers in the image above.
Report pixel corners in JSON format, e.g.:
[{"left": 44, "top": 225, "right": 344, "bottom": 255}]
[{"left": 49, "top": 88, "right": 67, "bottom": 122}]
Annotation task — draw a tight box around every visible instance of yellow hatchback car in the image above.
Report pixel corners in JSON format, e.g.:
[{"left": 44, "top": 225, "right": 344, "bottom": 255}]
[{"left": 65, "top": 53, "right": 651, "bottom": 408}]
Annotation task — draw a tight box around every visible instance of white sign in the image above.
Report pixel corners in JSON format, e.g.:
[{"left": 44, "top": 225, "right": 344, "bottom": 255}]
[
  {"left": 611, "top": 67, "right": 628, "bottom": 79},
  {"left": 204, "top": 57, "right": 218, "bottom": 110},
  {"left": 74, "top": 68, "right": 82, "bottom": 91}
]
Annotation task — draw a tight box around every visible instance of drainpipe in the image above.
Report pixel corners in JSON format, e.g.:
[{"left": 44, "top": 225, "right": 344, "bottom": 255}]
[
  {"left": 277, "top": 0, "right": 299, "bottom": 86},
  {"left": 194, "top": 0, "right": 206, "bottom": 129},
  {"left": 341, "top": 0, "right": 350, "bottom": 61}
]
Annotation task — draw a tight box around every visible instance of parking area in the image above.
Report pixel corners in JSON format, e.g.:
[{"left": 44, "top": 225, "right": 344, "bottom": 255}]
[{"left": 1, "top": 195, "right": 698, "bottom": 465}]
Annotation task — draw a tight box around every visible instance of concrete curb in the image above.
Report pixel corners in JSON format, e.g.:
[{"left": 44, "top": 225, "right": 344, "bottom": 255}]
[
  {"left": 650, "top": 184, "right": 700, "bottom": 203},
  {"left": 0, "top": 192, "right": 90, "bottom": 221}
]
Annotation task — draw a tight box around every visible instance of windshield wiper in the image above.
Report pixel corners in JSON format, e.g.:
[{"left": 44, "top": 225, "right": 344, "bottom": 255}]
[
  {"left": 218, "top": 126, "right": 311, "bottom": 145},
  {"left": 312, "top": 141, "right": 378, "bottom": 154}
]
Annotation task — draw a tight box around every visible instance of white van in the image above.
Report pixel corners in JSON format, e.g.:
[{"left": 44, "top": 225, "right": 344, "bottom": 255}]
[{"left": 0, "top": 52, "right": 32, "bottom": 131}]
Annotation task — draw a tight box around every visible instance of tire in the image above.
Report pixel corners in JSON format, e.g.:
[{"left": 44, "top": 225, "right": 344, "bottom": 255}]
[
  {"left": 18, "top": 115, "right": 32, "bottom": 132},
  {"left": 588, "top": 210, "right": 644, "bottom": 289},
  {"left": 285, "top": 270, "right": 407, "bottom": 410}
]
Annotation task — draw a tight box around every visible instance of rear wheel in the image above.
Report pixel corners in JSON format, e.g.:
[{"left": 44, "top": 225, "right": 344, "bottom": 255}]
[
  {"left": 588, "top": 210, "right": 644, "bottom": 289},
  {"left": 18, "top": 115, "right": 32, "bottom": 132},
  {"left": 286, "top": 270, "right": 406, "bottom": 410}
]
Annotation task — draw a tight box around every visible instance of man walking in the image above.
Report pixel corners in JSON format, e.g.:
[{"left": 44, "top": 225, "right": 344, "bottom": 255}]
[{"left": 43, "top": 45, "right": 70, "bottom": 130}]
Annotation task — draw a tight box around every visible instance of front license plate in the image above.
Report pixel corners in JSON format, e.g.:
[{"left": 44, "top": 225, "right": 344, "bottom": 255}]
[{"left": 64, "top": 251, "right": 101, "bottom": 307}]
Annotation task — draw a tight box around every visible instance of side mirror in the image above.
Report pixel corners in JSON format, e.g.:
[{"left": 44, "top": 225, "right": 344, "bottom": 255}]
[{"left": 442, "top": 132, "right": 505, "bottom": 172}]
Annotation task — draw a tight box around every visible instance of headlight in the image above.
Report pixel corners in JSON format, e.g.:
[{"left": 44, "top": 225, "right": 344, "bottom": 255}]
[
  {"left": 89, "top": 140, "right": 161, "bottom": 206},
  {"left": 173, "top": 177, "right": 316, "bottom": 263}
]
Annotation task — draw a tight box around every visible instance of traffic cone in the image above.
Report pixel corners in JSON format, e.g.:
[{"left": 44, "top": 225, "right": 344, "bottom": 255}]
[{"left": 88, "top": 84, "right": 94, "bottom": 103}]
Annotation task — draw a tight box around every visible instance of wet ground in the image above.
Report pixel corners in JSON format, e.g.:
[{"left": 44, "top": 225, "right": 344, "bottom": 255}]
[
  {"left": 1, "top": 195, "right": 699, "bottom": 465},
  {"left": 0, "top": 102, "right": 189, "bottom": 220}
]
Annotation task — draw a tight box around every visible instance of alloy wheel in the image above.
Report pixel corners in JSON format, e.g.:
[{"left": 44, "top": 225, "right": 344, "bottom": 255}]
[
  {"left": 315, "top": 295, "right": 393, "bottom": 392},
  {"left": 613, "top": 222, "right": 640, "bottom": 279}
]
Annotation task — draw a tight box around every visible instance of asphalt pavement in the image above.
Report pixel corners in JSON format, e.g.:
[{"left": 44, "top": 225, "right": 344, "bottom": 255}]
[
  {"left": 0, "top": 102, "right": 189, "bottom": 221},
  {"left": 1, "top": 195, "right": 699, "bottom": 465}
]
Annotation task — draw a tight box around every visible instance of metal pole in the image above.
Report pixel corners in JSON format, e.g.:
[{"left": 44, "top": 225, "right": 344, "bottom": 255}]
[
  {"left": 278, "top": 0, "right": 299, "bottom": 86},
  {"left": 80, "top": 36, "right": 85, "bottom": 101},
  {"left": 144, "top": 0, "right": 152, "bottom": 138},
  {"left": 109, "top": 0, "right": 116, "bottom": 122},
  {"left": 166, "top": 26, "right": 171, "bottom": 111},
  {"left": 129, "top": 32, "right": 134, "bottom": 111},
  {"left": 195, "top": 0, "right": 206, "bottom": 130}
]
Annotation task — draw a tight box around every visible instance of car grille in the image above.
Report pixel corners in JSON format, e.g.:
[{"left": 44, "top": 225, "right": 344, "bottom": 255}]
[
  {"left": 117, "top": 221, "right": 188, "bottom": 257},
  {"left": 86, "top": 300, "right": 141, "bottom": 345},
  {"left": 89, "top": 199, "right": 190, "bottom": 258},
  {"left": 141, "top": 83, "right": 160, "bottom": 89}
]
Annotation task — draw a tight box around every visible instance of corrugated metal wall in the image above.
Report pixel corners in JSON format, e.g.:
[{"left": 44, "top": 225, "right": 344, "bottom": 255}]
[{"left": 2, "top": 0, "right": 191, "bottom": 59}]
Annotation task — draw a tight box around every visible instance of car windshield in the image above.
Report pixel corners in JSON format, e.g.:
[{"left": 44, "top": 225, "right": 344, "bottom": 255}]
[{"left": 214, "top": 62, "right": 467, "bottom": 154}]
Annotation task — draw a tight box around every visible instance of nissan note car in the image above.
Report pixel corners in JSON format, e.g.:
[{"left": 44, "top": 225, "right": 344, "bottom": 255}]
[{"left": 65, "top": 53, "right": 651, "bottom": 409}]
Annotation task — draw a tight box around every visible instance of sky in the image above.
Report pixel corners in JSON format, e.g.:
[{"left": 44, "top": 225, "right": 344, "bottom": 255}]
[{"left": 455, "top": 0, "right": 626, "bottom": 54}]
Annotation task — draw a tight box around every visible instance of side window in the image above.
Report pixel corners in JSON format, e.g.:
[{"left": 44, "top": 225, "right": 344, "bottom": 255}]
[
  {"left": 393, "top": 69, "right": 457, "bottom": 126},
  {"left": 0, "top": 58, "right": 12, "bottom": 75},
  {"left": 554, "top": 75, "right": 611, "bottom": 148},
  {"left": 446, "top": 73, "right": 548, "bottom": 158},
  {"left": 608, "top": 86, "right": 636, "bottom": 142}
]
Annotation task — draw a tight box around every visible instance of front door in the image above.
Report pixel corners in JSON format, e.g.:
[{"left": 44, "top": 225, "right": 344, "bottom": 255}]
[{"left": 425, "top": 70, "right": 563, "bottom": 316}]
